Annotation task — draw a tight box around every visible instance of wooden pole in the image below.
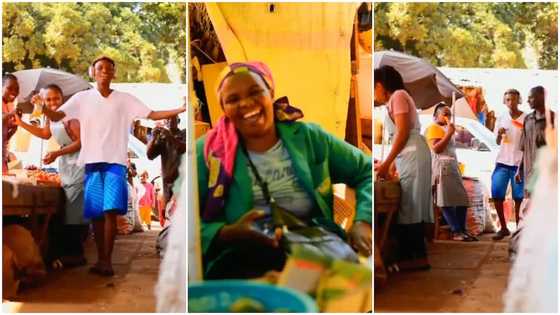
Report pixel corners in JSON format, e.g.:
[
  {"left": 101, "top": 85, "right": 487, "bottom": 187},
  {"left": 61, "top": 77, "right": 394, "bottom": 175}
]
[{"left": 345, "top": 13, "right": 364, "bottom": 151}]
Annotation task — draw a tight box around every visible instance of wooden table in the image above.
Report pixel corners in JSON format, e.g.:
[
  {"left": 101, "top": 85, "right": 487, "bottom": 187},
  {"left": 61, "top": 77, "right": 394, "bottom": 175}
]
[
  {"left": 3, "top": 179, "right": 64, "bottom": 255},
  {"left": 374, "top": 179, "right": 400, "bottom": 286}
]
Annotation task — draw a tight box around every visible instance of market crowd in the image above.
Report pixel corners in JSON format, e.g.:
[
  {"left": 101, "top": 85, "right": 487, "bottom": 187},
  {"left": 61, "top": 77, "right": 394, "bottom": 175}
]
[
  {"left": 374, "top": 65, "right": 555, "bottom": 271},
  {"left": 2, "top": 56, "right": 186, "bottom": 284}
]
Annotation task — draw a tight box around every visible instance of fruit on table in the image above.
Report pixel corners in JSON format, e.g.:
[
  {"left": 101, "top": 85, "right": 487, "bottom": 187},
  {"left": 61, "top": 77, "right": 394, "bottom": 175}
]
[
  {"left": 229, "top": 297, "right": 265, "bottom": 312},
  {"left": 26, "top": 170, "right": 61, "bottom": 186}
]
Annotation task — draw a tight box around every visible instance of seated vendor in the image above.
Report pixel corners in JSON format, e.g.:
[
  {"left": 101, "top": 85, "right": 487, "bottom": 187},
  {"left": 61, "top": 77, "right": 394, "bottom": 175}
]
[{"left": 197, "top": 61, "right": 372, "bottom": 279}]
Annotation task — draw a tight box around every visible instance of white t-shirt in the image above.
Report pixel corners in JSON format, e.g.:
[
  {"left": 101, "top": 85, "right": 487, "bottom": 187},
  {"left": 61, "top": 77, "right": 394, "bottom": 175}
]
[
  {"left": 59, "top": 88, "right": 152, "bottom": 166},
  {"left": 494, "top": 112, "right": 526, "bottom": 166}
]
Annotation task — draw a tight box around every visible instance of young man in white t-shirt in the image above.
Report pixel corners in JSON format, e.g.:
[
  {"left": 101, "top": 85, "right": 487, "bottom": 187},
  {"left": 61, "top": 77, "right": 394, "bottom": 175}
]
[
  {"left": 42, "top": 56, "right": 185, "bottom": 276},
  {"left": 491, "top": 89, "right": 526, "bottom": 241}
]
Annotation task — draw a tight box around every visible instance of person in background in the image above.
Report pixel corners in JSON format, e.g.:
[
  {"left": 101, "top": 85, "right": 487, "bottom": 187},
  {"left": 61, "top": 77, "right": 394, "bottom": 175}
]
[
  {"left": 117, "top": 161, "right": 136, "bottom": 235},
  {"left": 153, "top": 182, "right": 164, "bottom": 227},
  {"left": 374, "top": 65, "right": 432, "bottom": 270},
  {"left": 2, "top": 74, "right": 20, "bottom": 173},
  {"left": 139, "top": 171, "right": 154, "bottom": 230},
  {"left": 491, "top": 89, "right": 526, "bottom": 240},
  {"left": 424, "top": 103, "right": 477, "bottom": 242},
  {"left": 516, "top": 86, "right": 555, "bottom": 198},
  {"left": 486, "top": 110, "right": 497, "bottom": 132},
  {"left": 14, "top": 84, "right": 89, "bottom": 268},
  {"left": 41, "top": 56, "right": 185, "bottom": 276},
  {"left": 147, "top": 115, "right": 186, "bottom": 227},
  {"left": 479, "top": 101, "right": 488, "bottom": 126},
  {"left": 126, "top": 161, "right": 144, "bottom": 233}
]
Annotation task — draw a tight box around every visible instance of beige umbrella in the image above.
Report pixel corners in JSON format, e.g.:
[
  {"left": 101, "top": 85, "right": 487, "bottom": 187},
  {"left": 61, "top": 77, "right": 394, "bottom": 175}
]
[{"left": 374, "top": 50, "right": 464, "bottom": 109}]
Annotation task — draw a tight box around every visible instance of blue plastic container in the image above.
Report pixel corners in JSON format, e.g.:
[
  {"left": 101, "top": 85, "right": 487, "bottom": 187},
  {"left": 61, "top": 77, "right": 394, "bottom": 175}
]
[{"left": 188, "top": 280, "right": 318, "bottom": 313}]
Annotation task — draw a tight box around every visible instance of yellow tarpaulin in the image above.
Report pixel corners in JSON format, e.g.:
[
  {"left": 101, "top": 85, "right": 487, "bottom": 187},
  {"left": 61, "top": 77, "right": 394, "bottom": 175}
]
[
  {"left": 201, "top": 62, "right": 227, "bottom": 127},
  {"left": 206, "top": 2, "right": 359, "bottom": 138}
]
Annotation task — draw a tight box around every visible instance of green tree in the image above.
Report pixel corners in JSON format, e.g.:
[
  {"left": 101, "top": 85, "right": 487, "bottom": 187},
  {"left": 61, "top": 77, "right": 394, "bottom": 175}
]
[
  {"left": 374, "top": 2, "right": 557, "bottom": 69},
  {"left": 2, "top": 2, "right": 186, "bottom": 82}
]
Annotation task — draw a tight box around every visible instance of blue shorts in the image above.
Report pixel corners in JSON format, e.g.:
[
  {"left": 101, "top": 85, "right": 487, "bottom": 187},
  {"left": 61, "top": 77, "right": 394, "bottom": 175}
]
[
  {"left": 491, "top": 163, "right": 524, "bottom": 200},
  {"left": 84, "top": 163, "right": 128, "bottom": 219}
]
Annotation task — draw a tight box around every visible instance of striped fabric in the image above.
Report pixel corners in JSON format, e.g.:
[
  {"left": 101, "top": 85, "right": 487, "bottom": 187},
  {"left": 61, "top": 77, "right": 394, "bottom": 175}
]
[{"left": 84, "top": 163, "right": 128, "bottom": 219}]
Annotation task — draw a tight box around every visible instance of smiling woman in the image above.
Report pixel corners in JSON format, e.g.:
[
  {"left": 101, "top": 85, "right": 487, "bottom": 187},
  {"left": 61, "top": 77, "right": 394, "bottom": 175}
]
[{"left": 196, "top": 61, "right": 372, "bottom": 279}]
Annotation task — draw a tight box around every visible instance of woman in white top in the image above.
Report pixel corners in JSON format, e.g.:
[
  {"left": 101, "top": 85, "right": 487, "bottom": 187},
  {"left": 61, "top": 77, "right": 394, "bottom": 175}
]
[{"left": 15, "top": 84, "right": 88, "bottom": 268}]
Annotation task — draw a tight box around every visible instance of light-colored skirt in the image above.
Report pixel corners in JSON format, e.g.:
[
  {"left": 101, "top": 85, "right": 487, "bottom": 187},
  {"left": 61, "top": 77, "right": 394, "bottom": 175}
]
[{"left": 394, "top": 133, "right": 434, "bottom": 224}]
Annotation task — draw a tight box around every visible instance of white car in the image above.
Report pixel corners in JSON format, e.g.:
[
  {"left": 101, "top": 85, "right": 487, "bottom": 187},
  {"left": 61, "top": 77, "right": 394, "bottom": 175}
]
[{"left": 374, "top": 112, "right": 498, "bottom": 190}]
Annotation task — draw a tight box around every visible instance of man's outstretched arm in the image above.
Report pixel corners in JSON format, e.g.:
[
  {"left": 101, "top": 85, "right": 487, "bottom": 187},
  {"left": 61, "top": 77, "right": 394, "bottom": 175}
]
[{"left": 147, "top": 106, "right": 185, "bottom": 121}]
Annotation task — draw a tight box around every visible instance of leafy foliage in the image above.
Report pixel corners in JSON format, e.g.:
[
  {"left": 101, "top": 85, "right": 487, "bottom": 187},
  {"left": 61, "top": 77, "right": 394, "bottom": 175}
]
[
  {"left": 2, "top": 2, "right": 186, "bottom": 82},
  {"left": 374, "top": 2, "right": 557, "bottom": 69}
]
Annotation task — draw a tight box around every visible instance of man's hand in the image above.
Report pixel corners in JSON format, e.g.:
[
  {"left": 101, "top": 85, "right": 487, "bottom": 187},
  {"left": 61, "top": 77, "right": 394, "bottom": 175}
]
[
  {"left": 515, "top": 173, "right": 522, "bottom": 183},
  {"left": 348, "top": 221, "right": 372, "bottom": 257}
]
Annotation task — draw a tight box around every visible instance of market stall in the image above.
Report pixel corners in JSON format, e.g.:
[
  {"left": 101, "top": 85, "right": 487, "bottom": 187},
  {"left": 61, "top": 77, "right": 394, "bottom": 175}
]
[
  {"left": 373, "top": 178, "right": 400, "bottom": 285},
  {"left": 3, "top": 171, "right": 63, "bottom": 255}
]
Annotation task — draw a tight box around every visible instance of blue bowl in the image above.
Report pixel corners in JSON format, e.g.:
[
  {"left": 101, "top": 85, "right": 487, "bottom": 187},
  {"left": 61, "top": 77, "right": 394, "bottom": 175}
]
[{"left": 188, "top": 280, "right": 317, "bottom": 313}]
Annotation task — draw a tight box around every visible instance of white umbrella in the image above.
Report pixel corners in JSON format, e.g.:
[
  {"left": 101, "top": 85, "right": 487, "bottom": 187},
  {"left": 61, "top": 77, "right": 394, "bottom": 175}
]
[
  {"left": 374, "top": 50, "right": 463, "bottom": 109},
  {"left": 13, "top": 68, "right": 92, "bottom": 113}
]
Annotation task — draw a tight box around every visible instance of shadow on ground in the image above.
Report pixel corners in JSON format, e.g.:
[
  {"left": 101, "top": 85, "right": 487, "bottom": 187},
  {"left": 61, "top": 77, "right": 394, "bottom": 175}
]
[
  {"left": 3, "top": 224, "right": 161, "bottom": 313},
  {"left": 375, "top": 235, "right": 511, "bottom": 313}
]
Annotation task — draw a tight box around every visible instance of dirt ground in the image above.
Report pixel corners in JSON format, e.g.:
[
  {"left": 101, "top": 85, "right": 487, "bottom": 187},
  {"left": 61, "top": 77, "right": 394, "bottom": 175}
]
[
  {"left": 3, "top": 223, "right": 162, "bottom": 313},
  {"left": 375, "top": 235, "right": 512, "bottom": 312}
]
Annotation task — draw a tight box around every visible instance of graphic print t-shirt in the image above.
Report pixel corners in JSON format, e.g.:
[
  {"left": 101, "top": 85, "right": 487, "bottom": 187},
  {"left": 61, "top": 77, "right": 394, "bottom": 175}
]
[{"left": 247, "top": 140, "right": 314, "bottom": 219}]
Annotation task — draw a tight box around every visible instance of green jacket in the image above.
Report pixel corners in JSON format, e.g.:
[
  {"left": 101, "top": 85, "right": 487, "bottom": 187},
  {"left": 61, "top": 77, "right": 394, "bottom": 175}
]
[{"left": 197, "top": 121, "right": 372, "bottom": 274}]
